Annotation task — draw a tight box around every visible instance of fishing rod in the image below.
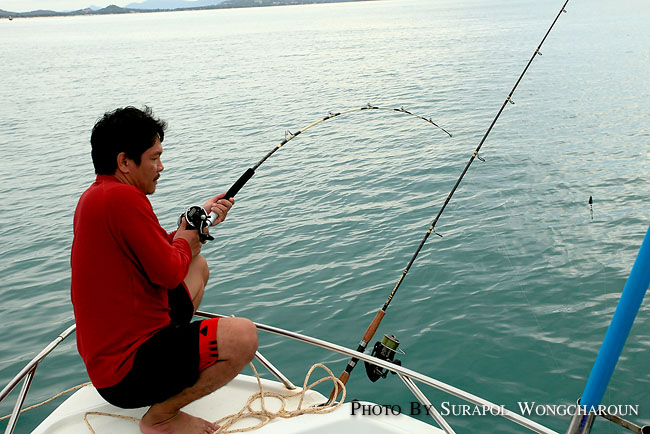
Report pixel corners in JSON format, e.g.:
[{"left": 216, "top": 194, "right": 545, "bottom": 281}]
[
  {"left": 180, "top": 104, "right": 452, "bottom": 241},
  {"left": 328, "top": 0, "right": 571, "bottom": 402}
]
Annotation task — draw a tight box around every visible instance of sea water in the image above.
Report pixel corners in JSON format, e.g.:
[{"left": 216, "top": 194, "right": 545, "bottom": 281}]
[{"left": 0, "top": 0, "right": 649, "bottom": 432}]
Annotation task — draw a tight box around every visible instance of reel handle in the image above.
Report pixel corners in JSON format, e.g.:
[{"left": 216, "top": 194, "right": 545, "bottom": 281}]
[
  {"left": 180, "top": 167, "right": 256, "bottom": 241},
  {"left": 178, "top": 206, "right": 214, "bottom": 243}
]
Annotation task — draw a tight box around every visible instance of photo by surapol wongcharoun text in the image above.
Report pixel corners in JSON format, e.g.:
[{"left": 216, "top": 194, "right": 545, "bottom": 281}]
[{"left": 350, "top": 401, "right": 641, "bottom": 418}]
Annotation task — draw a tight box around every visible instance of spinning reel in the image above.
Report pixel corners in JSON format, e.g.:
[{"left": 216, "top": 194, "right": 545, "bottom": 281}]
[
  {"left": 364, "top": 334, "right": 403, "bottom": 382},
  {"left": 178, "top": 206, "right": 215, "bottom": 243}
]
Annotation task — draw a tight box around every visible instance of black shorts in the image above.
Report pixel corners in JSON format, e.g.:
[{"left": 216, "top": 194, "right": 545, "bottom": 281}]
[{"left": 97, "top": 284, "right": 202, "bottom": 409}]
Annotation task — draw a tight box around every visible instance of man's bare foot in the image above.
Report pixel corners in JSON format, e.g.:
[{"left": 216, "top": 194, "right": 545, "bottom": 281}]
[{"left": 139, "top": 410, "right": 218, "bottom": 434}]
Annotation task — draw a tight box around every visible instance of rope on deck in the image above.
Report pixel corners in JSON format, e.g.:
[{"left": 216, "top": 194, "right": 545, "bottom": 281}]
[
  {"left": 82, "top": 362, "right": 345, "bottom": 433},
  {"left": 2, "top": 362, "right": 346, "bottom": 433},
  {"left": 213, "top": 362, "right": 345, "bottom": 433}
]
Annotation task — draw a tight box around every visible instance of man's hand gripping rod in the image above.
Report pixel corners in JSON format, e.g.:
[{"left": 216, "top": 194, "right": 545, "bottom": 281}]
[{"left": 180, "top": 168, "right": 255, "bottom": 242}]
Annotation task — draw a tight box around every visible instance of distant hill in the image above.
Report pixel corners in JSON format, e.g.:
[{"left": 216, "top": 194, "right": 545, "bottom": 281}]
[
  {"left": 1, "top": 0, "right": 372, "bottom": 18},
  {"left": 3, "top": 9, "right": 59, "bottom": 17},
  {"left": 0, "top": 5, "right": 133, "bottom": 17},
  {"left": 125, "top": 0, "right": 226, "bottom": 10}
]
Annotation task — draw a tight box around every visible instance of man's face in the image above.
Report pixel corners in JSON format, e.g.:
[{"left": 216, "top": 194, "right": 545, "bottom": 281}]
[{"left": 130, "top": 137, "right": 164, "bottom": 195}]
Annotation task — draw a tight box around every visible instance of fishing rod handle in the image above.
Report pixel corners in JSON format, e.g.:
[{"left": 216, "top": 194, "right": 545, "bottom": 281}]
[
  {"left": 206, "top": 167, "right": 255, "bottom": 225},
  {"left": 329, "top": 309, "right": 386, "bottom": 402},
  {"left": 359, "top": 308, "right": 386, "bottom": 347}
]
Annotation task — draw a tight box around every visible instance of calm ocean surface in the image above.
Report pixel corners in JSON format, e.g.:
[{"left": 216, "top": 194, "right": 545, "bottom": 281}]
[{"left": 1, "top": 0, "right": 649, "bottom": 432}]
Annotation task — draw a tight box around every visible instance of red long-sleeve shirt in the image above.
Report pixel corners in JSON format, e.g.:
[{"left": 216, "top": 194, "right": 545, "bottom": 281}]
[{"left": 71, "top": 175, "right": 192, "bottom": 388}]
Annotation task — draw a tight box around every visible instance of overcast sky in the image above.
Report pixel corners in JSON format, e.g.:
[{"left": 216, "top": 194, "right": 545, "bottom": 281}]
[{"left": 1, "top": 0, "right": 207, "bottom": 12}]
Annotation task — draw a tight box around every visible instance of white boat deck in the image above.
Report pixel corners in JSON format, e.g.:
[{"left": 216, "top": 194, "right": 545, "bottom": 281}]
[{"left": 32, "top": 374, "right": 443, "bottom": 434}]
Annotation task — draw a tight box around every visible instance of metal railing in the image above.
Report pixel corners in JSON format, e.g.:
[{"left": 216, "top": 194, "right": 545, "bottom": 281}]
[
  {"left": 0, "top": 324, "right": 76, "bottom": 434},
  {"left": 195, "top": 311, "right": 558, "bottom": 434},
  {"left": 1, "top": 314, "right": 560, "bottom": 434}
]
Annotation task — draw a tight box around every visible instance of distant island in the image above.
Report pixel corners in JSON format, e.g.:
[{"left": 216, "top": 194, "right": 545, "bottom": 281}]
[{"left": 0, "top": 0, "right": 373, "bottom": 19}]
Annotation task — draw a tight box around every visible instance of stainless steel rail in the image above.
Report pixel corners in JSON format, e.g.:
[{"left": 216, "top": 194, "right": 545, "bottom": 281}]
[
  {"left": 253, "top": 350, "right": 296, "bottom": 390},
  {"left": 398, "top": 373, "right": 456, "bottom": 434},
  {"left": 0, "top": 324, "right": 76, "bottom": 434},
  {"left": 195, "top": 311, "right": 559, "bottom": 434}
]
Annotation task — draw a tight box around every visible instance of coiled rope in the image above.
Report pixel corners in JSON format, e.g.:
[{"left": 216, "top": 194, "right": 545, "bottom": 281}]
[{"left": 212, "top": 363, "right": 345, "bottom": 433}]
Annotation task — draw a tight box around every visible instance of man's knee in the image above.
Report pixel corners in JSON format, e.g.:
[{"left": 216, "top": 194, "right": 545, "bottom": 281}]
[
  {"left": 230, "top": 318, "right": 258, "bottom": 363},
  {"left": 217, "top": 317, "right": 258, "bottom": 366},
  {"left": 238, "top": 318, "right": 258, "bottom": 362}
]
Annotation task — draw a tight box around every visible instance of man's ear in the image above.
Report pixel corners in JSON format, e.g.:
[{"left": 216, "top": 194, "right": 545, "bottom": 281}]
[{"left": 116, "top": 152, "right": 130, "bottom": 174}]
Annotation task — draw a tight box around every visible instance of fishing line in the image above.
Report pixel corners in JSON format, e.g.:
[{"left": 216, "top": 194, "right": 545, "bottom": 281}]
[
  {"left": 493, "top": 233, "right": 563, "bottom": 373},
  {"left": 182, "top": 104, "right": 452, "bottom": 241},
  {"left": 329, "top": 0, "right": 571, "bottom": 401}
]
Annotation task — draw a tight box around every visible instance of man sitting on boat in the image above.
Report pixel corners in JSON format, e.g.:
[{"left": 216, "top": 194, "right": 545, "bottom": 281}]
[{"left": 71, "top": 106, "right": 258, "bottom": 434}]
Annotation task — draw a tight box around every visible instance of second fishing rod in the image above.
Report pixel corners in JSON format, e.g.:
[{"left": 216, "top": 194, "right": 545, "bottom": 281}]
[{"left": 327, "top": 0, "right": 571, "bottom": 402}]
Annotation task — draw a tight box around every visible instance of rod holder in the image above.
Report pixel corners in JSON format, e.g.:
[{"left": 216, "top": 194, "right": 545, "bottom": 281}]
[{"left": 566, "top": 411, "right": 595, "bottom": 434}]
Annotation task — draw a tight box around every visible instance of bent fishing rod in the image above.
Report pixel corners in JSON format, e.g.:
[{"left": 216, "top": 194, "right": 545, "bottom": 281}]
[
  {"left": 180, "top": 104, "right": 452, "bottom": 241},
  {"left": 328, "top": 0, "right": 571, "bottom": 402}
]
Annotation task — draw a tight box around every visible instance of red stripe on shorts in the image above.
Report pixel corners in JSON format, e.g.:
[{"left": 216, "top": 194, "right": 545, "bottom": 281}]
[{"left": 198, "top": 318, "right": 220, "bottom": 371}]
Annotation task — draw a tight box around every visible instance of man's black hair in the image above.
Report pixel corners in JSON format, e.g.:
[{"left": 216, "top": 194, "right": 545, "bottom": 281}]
[{"left": 90, "top": 106, "right": 167, "bottom": 175}]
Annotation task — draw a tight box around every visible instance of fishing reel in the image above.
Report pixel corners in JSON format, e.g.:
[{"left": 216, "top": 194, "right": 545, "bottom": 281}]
[
  {"left": 364, "top": 334, "right": 403, "bottom": 382},
  {"left": 178, "top": 206, "right": 214, "bottom": 243}
]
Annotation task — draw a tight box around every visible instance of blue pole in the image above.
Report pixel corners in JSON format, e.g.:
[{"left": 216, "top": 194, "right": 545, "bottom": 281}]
[{"left": 580, "top": 224, "right": 650, "bottom": 411}]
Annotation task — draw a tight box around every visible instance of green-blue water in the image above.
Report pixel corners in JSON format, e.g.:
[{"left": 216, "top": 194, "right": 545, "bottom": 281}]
[{"left": 1, "top": 0, "right": 649, "bottom": 432}]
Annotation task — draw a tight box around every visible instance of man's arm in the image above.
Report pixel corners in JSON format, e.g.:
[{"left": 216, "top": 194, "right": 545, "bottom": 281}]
[
  {"left": 106, "top": 187, "right": 195, "bottom": 289},
  {"left": 173, "top": 218, "right": 203, "bottom": 257}
]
